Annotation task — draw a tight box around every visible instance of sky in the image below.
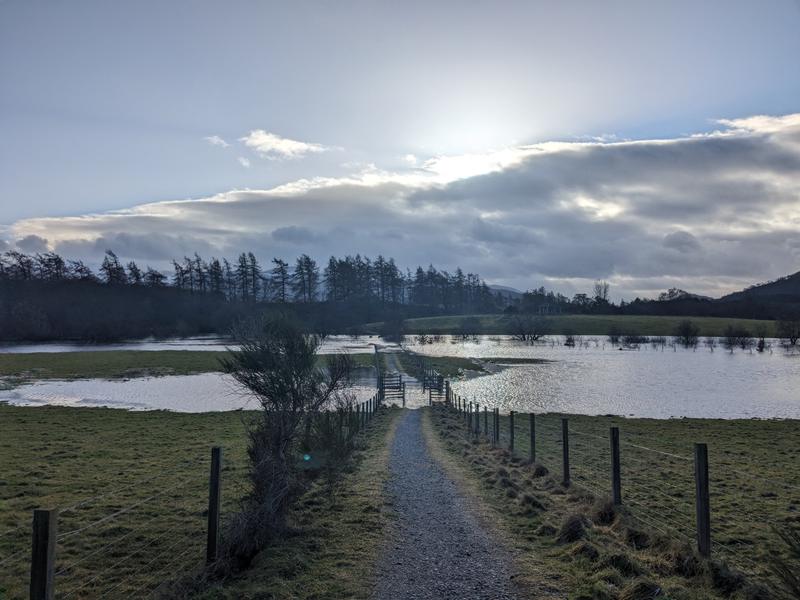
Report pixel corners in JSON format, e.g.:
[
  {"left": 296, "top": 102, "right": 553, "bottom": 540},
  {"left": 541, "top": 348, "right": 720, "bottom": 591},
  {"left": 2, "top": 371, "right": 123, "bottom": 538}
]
[{"left": 2, "top": 0, "right": 800, "bottom": 300}]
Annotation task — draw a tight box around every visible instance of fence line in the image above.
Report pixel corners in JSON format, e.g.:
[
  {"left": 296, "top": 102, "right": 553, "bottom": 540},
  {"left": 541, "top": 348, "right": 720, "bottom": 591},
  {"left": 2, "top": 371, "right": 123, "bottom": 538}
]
[
  {"left": 2, "top": 393, "right": 386, "bottom": 600},
  {"left": 440, "top": 385, "right": 789, "bottom": 594}
]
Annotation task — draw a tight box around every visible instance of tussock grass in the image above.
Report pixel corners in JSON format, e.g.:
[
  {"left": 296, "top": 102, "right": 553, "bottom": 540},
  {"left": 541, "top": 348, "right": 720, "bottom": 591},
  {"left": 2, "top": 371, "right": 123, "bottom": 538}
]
[{"left": 426, "top": 405, "right": 787, "bottom": 599}]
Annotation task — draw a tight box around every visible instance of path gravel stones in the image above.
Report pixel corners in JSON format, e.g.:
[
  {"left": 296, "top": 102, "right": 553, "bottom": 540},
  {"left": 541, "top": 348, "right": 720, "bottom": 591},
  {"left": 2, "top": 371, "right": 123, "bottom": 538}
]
[{"left": 372, "top": 410, "right": 519, "bottom": 600}]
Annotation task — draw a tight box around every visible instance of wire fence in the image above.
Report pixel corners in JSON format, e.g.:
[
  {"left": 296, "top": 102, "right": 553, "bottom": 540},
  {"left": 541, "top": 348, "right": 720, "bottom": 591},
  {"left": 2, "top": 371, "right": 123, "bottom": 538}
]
[
  {"left": 443, "top": 384, "right": 794, "bottom": 595},
  {"left": 1, "top": 393, "right": 384, "bottom": 600}
]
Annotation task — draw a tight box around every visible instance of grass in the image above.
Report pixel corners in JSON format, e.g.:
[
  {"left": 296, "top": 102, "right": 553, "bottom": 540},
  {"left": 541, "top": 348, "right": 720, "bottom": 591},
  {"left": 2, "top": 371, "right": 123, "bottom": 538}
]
[
  {"left": 366, "top": 314, "right": 777, "bottom": 336},
  {"left": 394, "top": 350, "right": 484, "bottom": 379},
  {"left": 0, "top": 404, "right": 398, "bottom": 599},
  {"left": 0, "top": 404, "right": 250, "bottom": 599},
  {"left": 198, "top": 407, "right": 401, "bottom": 599},
  {"left": 427, "top": 404, "right": 799, "bottom": 598},
  {"left": 0, "top": 351, "right": 376, "bottom": 382}
]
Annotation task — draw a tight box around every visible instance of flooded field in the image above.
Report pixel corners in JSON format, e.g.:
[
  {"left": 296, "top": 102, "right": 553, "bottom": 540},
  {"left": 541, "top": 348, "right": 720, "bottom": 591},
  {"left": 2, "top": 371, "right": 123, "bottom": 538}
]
[
  {"left": 0, "top": 334, "right": 384, "bottom": 354},
  {"left": 0, "top": 368, "right": 380, "bottom": 412},
  {"left": 405, "top": 336, "right": 800, "bottom": 419},
  {"left": 1, "top": 335, "right": 797, "bottom": 418}
]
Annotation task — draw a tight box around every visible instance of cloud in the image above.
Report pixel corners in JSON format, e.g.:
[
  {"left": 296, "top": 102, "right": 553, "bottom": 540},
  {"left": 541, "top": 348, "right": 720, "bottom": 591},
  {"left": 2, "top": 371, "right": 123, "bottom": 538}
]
[
  {"left": 15, "top": 234, "right": 49, "bottom": 253},
  {"left": 239, "top": 130, "right": 329, "bottom": 159},
  {"left": 663, "top": 231, "right": 701, "bottom": 253},
  {"left": 272, "top": 226, "right": 322, "bottom": 244},
  {"left": 10, "top": 113, "right": 800, "bottom": 299},
  {"left": 204, "top": 135, "right": 230, "bottom": 148},
  {"left": 237, "top": 156, "right": 251, "bottom": 168}
]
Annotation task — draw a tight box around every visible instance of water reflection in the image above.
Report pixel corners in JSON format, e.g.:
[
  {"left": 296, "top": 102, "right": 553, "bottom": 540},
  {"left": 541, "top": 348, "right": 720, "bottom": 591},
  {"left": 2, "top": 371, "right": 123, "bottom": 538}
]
[
  {"left": 405, "top": 336, "right": 800, "bottom": 419},
  {"left": 0, "top": 369, "right": 380, "bottom": 412},
  {"left": 0, "top": 335, "right": 392, "bottom": 354}
]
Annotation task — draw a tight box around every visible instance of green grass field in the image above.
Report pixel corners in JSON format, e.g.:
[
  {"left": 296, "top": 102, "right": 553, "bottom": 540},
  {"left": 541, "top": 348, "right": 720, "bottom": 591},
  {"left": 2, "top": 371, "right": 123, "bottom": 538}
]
[
  {"left": 428, "top": 405, "right": 800, "bottom": 598},
  {"left": 0, "top": 350, "right": 376, "bottom": 382},
  {"left": 0, "top": 404, "right": 398, "bottom": 599},
  {"left": 367, "top": 314, "right": 776, "bottom": 337}
]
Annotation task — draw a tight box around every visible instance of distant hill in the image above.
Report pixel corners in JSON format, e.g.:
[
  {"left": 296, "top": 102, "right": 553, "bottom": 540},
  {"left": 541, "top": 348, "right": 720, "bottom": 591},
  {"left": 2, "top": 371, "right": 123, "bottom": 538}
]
[
  {"left": 489, "top": 284, "right": 524, "bottom": 300},
  {"left": 720, "top": 271, "right": 800, "bottom": 303},
  {"left": 657, "top": 288, "right": 713, "bottom": 302}
]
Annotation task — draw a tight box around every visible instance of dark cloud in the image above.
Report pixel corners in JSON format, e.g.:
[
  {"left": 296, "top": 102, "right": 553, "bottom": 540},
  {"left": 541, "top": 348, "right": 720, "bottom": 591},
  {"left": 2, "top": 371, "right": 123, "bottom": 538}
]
[
  {"left": 12, "top": 114, "right": 800, "bottom": 299},
  {"left": 15, "top": 234, "right": 49, "bottom": 253},
  {"left": 663, "top": 231, "right": 701, "bottom": 253},
  {"left": 271, "top": 226, "right": 322, "bottom": 244}
]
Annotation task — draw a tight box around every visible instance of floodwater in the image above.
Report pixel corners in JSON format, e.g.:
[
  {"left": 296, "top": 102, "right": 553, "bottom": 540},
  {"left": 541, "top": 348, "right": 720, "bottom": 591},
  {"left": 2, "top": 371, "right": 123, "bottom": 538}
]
[
  {"left": 1, "top": 335, "right": 798, "bottom": 418},
  {"left": 404, "top": 336, "right": 800, "bottom": 419},
  {"left": 0, "top": 335, "right": 385, "bottom": 355},
  {"left": 0, "top": 368, "right": 380, "bottom": 412}
]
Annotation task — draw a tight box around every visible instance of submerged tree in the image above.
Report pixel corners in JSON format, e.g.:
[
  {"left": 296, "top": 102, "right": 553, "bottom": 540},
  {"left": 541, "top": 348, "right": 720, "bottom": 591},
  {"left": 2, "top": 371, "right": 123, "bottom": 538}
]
[
  {"left": 673, "top": 319, "right": 700, "bottom": 348},
  {"left": 219, "top": 316, "right": 353, "bottom": 568}
]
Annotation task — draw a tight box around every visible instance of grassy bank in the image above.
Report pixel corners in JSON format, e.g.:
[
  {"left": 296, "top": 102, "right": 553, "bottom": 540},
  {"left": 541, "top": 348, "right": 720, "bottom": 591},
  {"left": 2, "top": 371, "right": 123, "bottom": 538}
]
[
  {"left": 0, "top": 350, "right": 375, "bottom": 381},
  {"left": 368, "top": 314, "right": 776, "bottom": 337},
  {"left": 0, "top": 403, "right": 399, "bottom": 599},
  {"left": 426, "top": 405, "right": 798, "bottom": 598}
]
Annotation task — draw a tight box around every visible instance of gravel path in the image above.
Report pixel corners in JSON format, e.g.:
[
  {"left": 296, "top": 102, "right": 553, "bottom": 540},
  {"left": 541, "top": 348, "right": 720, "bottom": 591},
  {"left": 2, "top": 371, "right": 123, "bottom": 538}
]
[{"left": 372, "top": 410, "right": 519, "bottom": 600}]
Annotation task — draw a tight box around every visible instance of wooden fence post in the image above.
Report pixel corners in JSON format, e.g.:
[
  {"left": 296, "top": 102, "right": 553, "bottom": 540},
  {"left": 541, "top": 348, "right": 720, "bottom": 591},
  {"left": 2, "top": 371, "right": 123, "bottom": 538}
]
[
  {"left": 30, "top": 508, "right": 57, "bottom": 600},
  {"left": 561, "top": 418, "right": 570, "bottom": 486},
  {"left": 529, "top": 413, "right": 536, "bottom": 463},
  {"left": 483, "top": 406, "right": 488, "bottom": 437},
  {"left": 468, "top": 402, "right": 472, "bottom": 429},
  {"left": 206, "top": 447, "right": 222, "bottom": 564},
  {"left": 509, "top": 411, "right": 515, "bottom": 452},
  {"left": 610, "top": 427, "right": 622, "bottom": 505},
  {"left": 694, "top": 443, "right": 711, "bottom": 558}
]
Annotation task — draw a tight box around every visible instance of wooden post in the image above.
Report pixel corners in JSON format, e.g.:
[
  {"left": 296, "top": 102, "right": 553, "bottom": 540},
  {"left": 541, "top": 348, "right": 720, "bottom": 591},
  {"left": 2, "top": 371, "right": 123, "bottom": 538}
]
[
  {"left": 529, "top": 413, "right": 536, "bottom": 463},
  {"left": 483, "top": 406, "right": 488, "bottom": 437},
  {"left": 30, "top": 508, "right": 57, "bottom": 600},
  {"left": 610, "top": 427, "right": 622, "bottom": 505},
  {"left": 206, "top": 447, "right": 222, "bottom": 564},
  {"left": 509, "top": 411, "right": 515, "bottom": 452},
  {"left": 496, "top": 408, "right": 500, "bottom": 446},
  {"left": 561, "top": 418, "right": 570, "bottom": 486},
  {"left": 468, "top": 402, "right": 472, "bottom": 429},
  {"left": 694, "top": 443, "right": 711, "bottom": 558}
]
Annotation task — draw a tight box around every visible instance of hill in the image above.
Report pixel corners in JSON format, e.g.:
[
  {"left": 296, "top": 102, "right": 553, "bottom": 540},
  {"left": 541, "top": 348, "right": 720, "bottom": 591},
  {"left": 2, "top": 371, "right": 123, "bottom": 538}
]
[{"left": 720, "top": 270, "right": 800, "bottom": 302}]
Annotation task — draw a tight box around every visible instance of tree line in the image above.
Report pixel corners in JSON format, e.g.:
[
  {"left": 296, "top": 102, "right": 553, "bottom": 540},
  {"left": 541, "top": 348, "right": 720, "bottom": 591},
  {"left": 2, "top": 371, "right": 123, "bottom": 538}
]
[{"left": 0, "top": 249, "right": 501, "bottom": 341}]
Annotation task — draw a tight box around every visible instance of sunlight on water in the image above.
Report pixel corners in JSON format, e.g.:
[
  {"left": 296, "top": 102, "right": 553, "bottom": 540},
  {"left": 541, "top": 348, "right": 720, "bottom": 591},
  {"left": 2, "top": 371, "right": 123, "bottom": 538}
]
[
  {"left": 406, "top": 336, "right": 800, "bottom": 419},
  {"left": 0, "top": 372, "right": 379, "bottom": 412}
]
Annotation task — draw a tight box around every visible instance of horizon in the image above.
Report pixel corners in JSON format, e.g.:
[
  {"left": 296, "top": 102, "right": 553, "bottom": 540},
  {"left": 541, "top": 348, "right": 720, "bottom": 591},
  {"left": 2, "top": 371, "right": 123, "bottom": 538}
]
[{"left": 2, "top": 1, "right": 800, "bottom": 301}]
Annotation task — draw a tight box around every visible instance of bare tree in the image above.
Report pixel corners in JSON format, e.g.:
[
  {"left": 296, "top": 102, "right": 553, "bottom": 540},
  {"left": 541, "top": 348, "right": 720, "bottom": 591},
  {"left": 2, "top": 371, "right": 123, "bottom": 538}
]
[
  {"left": 673, "top": 319, "right": 700, "bottom": 348},
  {"left": 722, "top": 325, "right": 754, "bottom": 352},
  {"left": 219, "top": 316, "right": 353, "bottom": 568},
  {"left": 507, "top": 314, "right": 549, "bottom": 343},
  {"left": 777, "top": 317, "right": 800, "bottom": 347}
]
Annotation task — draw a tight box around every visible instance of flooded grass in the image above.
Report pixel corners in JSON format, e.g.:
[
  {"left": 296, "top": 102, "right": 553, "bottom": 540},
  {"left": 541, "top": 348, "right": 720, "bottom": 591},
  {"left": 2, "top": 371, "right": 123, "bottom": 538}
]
[{"left": 372, "top": 314, "right": 777, "bottom": 336}]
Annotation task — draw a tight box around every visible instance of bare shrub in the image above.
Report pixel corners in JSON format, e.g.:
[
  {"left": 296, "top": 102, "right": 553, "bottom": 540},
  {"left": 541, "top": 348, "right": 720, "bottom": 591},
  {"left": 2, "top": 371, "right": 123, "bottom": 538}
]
[{"left": 217, "top": 315, "right": 353, "bottom": 573}]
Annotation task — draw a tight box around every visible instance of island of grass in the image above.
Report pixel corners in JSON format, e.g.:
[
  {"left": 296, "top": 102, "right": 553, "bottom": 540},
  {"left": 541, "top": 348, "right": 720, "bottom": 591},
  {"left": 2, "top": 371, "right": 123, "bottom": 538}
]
[{"left": 0, "top": 350, "right": 377, "bottom": 382}]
